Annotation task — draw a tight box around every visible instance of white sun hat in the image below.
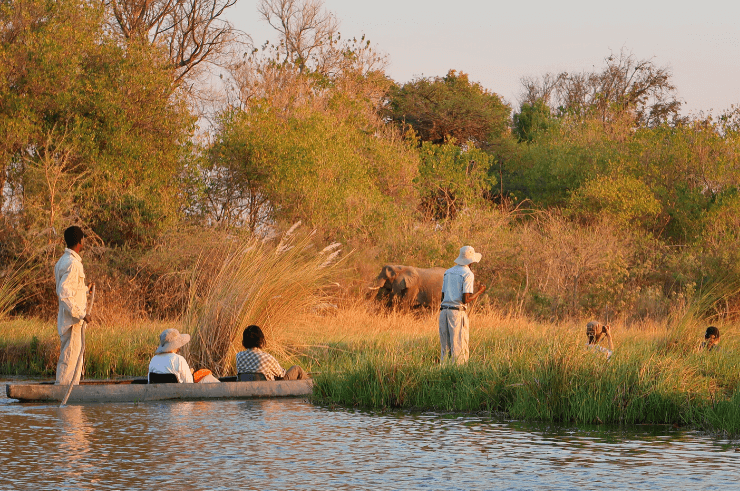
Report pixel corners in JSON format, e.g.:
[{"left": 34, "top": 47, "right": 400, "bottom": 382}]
[
  {"left": 454, "top": 245, "right": 482, "bottom": 266},
  {"left": 155, "top": 328, "right": 191, "bottom": 354}
]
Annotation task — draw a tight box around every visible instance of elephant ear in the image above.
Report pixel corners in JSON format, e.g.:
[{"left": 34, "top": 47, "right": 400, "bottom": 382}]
[{"left": 397, "top": 270, "right": 418, "bottom": 291}]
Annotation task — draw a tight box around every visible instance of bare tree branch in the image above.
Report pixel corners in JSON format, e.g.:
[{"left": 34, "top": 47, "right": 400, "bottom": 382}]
[
  {"left": 107, "top": 0, "right": 243, "bottom": 82},
  {"left": 519, "top": 49, "right": 684, "bottom": 127}
]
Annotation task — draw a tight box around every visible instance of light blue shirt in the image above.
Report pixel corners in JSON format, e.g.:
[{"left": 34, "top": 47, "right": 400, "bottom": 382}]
[{"left": 441, "top": 264, "right": 474, "bottom": 308}]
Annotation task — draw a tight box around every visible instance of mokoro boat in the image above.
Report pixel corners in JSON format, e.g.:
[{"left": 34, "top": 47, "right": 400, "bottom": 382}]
[{"left": 5, "top": 379, "right": 313, "bottom": 403}]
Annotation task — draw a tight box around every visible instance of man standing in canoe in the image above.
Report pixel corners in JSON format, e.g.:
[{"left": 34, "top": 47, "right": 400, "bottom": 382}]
[
  {"left": 439, "top": 246, "right": 486, "bottom": 364},
  {"left": 54, "top": 226, "right": 93, "bottom": 385}
]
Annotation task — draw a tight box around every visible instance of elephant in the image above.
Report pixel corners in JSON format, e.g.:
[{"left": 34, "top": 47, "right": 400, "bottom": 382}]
[{"left": 369, "top": 264, "right": 446, "bottom": 310}]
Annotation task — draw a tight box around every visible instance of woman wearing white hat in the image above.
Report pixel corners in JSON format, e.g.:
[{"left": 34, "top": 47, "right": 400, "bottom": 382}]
[
  {"left": 148, "top": 328, "right": 194, "bottom": 383},
  {"left": 439, "top": 246, "right": 486, "bottom": 364}
]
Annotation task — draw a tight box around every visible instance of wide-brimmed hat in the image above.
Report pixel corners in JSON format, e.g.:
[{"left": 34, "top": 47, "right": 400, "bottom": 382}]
[
  {"left": 454, "top": 246, "right": 482, "bottom": 265},
  {"left": 155, "top": 328, "right": 191, "bottom": 354}
]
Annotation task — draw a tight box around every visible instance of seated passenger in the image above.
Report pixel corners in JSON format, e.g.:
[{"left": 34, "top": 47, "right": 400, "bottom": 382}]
[
  {"left": 585, "top": 321, "right": 614, "bottom": 360},
  {"left": 700, "top": 326, "right": 721, "bottom": 352},
  {"left": 236, "top": 325, "right": 309, "bottom": 381},
  {"left": 148, "top": 328, "right": 193, "bottom": 383}
]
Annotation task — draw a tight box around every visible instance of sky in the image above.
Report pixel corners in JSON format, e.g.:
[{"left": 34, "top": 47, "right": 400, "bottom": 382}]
[{"left": 225, "top": 0, "right": 740, "bottom": 116}]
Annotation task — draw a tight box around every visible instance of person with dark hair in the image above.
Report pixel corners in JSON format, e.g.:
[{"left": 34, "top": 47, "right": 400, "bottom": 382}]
[
  {"left": 235, "top": 325, "right": 309, "bottom": 381},
  {"left": 700, "top": 326, "right": 721, "bottom": 352},
  {"left": 585, "top": 321, "right": 614, "bottom": 359},
  {"left": 54, "top": 226, "right": 93, "bottom": 384}
]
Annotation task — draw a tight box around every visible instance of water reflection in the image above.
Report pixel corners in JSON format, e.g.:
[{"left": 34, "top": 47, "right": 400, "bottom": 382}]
[{"left": 1, "top": 391, "right": 738, "bottom": 490}]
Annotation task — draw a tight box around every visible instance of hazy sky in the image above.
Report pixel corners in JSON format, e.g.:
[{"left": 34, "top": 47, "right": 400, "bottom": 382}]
[{"left": 226, "top": 0, "right": 740, "bottom": 115}]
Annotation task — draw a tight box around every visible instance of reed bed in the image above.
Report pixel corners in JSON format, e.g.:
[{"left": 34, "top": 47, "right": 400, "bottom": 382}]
[
  {"left": 184, "top": 224, "right": 343, "bottom": 376},
  {"left": 291, "top": 305, "right": 740, "bottom": 435},
  {"left": 0, "top": 317, "right": 168, "bottom": 378},
  {"left": 0, "top": 264, "right": 31, "bottom": 321}
]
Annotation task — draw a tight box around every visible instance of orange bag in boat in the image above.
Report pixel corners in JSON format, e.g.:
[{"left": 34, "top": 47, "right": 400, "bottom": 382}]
[{"left": 193, "top": 369, "right": 212, "bottom": 383}]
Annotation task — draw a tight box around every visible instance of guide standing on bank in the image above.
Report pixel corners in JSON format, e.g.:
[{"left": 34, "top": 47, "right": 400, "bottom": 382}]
[
  {"left": 55, "top": 226, "right": 93, "bottom": 385},
  {"left": 439, "top": 246, "right": 486, "bottom": 364}
]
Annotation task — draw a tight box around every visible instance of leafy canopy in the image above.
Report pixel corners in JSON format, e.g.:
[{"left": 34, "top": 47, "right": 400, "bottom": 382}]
[
  {"left": 0, "top": 0, "right": 194, "bottom": 247},
  {"left": 386, "top": 70, "right": 511, "bottom": 147}
]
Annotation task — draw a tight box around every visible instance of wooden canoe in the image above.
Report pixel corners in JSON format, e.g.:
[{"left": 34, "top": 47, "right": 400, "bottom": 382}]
[{"left": 5, "top": 379, "right": 313, "bottom": 403}]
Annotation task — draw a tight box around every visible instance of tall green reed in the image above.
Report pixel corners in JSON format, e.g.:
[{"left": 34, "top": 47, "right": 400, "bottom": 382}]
[{"left": 311, "top": 313, "right": 740, "bottom": 435}]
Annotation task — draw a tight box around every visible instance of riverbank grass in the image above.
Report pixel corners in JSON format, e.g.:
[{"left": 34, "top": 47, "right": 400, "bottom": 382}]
[
  {"left": 2, "top": 305, "right": 739, "bottom": 434},
  {"left": 0, "top": 318, "right": 168, "bottom": 378},
  {"left": 291, "top": 306, "right": 740, "bottom": 434}
]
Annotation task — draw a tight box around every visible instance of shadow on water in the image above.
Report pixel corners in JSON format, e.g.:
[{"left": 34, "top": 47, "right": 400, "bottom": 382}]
[{"left": 1, "top": 386, "right": 739, "bottom": 490}]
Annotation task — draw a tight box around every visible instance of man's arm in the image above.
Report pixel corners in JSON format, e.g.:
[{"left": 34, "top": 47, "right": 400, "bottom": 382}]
[{"left": 463, "top": 284, "right": 486, "bottom": 304}]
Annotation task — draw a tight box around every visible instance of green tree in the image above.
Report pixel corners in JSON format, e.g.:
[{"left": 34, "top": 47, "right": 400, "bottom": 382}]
[
  {"left": 568, "top": 172, "right": 662, "bottom": 230},
  {"left": 512, "top": 98, "right": 557, "bottom": 143},
  {"left": 386, "top": 70, "right": 511, "bottom": 148},
  {"left": 415, "top": 139, "right": 496, "bottom": 220},
  {"left": 0, "top": 0, "right": 194, "bottom": 247},
  {"left": 208, "top": 88, "right": 418, "bottom": 240}
]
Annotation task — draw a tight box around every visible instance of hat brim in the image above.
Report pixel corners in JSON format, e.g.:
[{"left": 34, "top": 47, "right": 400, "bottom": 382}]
[
  {"left": 454, "top": 252, "right": 482, "bottom": 265},
  {"left": 155, "top": 333, "right": 191, "bottom": 353}
]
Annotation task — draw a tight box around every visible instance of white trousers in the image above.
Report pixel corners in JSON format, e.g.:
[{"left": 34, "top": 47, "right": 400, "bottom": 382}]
[
  {"left": 439, "top": 309, "right": 469, "bottom": 364},
  {"left": 56, "top": 323, "right": 83, "bottom": 385}
]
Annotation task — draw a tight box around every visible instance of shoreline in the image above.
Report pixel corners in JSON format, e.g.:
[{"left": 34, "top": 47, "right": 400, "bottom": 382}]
[{"left": 2, "top": 309, "right": 739, "bottom": 435}]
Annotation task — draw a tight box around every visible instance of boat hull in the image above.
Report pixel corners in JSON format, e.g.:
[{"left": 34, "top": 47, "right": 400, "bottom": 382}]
[{"left": 5, "top": 380, "right": 313, "bottom": 403}]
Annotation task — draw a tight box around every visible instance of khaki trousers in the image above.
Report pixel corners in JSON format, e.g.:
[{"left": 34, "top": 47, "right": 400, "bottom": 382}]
[
  {"left": 282, "top": 365, "right": 309, "bottom": 380},
  {"left": 439, "top": 309, "right": 469, "bottom": 364},
  {"left": 56, "top": 323, "right": 83, "bottom": 385}
]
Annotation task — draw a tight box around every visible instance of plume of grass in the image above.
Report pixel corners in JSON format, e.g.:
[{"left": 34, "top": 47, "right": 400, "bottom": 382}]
[
  {"left": 184, "top": 224, "right": 343, "bottom": 376},
  {"left": 0, "top": 263, "right": 33, "bottom": 321}
]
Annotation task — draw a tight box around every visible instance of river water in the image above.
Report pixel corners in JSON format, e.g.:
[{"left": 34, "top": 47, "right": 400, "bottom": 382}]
[{"left": 1, "top": 388, "right": 738, "bottom": 490}]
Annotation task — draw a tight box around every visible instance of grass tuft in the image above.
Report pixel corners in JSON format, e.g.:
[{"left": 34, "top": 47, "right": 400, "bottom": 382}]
[{"left": 183, "top": 224, "right": 343, "bottom": 376}]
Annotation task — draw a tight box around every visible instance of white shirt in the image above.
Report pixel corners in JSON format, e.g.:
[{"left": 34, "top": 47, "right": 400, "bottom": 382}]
[
  {"left": 148, "top": 353, "right": 194, "bottom": 383},
  {"left": 54, "top": 248, "right": 88, "bottom": 335},
  {"left": 441, "top": 264, "right": 475, "bottom": 308}
]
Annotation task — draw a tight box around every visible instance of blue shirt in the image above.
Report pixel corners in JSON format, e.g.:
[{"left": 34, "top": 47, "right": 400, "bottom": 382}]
[{"left": 441, "top": 264, "right": 474, "bottom": 308}]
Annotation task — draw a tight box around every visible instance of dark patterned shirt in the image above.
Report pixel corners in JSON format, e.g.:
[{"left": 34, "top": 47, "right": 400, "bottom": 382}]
[{"left": 235, "top": 348, "right": 286, "bottom": 381}]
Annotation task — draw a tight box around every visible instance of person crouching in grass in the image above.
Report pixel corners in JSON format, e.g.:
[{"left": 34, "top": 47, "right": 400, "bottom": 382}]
[
  {"left": 236, "top": 325, "right": 309, "bottom": 381},
  {"left": 700, "top": 326, "right": 721, "bottom": 352},
  {"left": 585, "top": 321, "right": 614, "bottom": 360}
]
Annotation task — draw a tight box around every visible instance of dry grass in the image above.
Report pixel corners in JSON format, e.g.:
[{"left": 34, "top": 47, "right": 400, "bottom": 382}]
[
  {"left": 0, "top": 317, "right": 169, "bottom": 378},
  {"left": 184, "top": 224, "right": 344, "bottom": 376},
  {"left": 280, "top": 301, "right": 710, "bottom": 354},
  {"left": 0, "top": 263, "right": 33, "bottom": 321}
]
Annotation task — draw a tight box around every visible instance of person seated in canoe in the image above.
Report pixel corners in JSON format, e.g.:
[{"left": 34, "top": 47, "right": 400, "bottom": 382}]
[
  {"left": 699, "top": 326, "right": 721, "bottom": 352},
  {"left": 236, "top": 325, "right": 309, "bottom": 381},
  {"left": 148, "top": 328, "right": 221, "bottom": 383},
  {"left": 149, "top": 328, "right": 194, "bottom": 383},
  {"left": 585, "top": 321, "right": 614, "bottom": 360}
]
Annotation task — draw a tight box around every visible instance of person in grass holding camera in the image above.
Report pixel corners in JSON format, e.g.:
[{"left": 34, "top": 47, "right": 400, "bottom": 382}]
[
  {"left": 585, "top": 320, "right": 614, "bottom": 360},
  {"left": 699, "top": 326, "right": 721, "bottom": 352}
]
